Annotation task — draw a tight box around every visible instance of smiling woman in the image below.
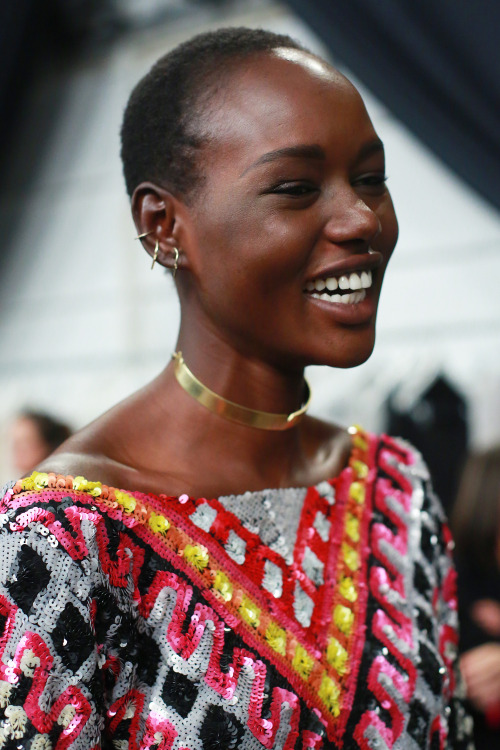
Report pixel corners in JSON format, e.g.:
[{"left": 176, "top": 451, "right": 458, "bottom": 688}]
[{"left": 0, "top": 28, "right": 472, "bottom": 750}]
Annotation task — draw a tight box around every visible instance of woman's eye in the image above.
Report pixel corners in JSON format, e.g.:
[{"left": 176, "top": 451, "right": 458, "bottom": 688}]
[
  {"left": 353, "top": 173, "right": 388, "bottom": 188},
  {"left": 269, "top": 182, "right": 319, "bottom": 197}
]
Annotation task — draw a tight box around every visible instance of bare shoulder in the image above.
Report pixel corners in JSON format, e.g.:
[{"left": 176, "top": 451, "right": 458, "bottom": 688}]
[
  {"left": 35, "top": 401, "right": 141, "bottom": 488},
  {"left": 36, "top": 374, "right": 168, "bottom": 487},
  {"left": 300, "top": 415, "right": 352, "bottom": 478},
  {"left": 36, "top": 445, "right": 126, "bottom": 489}
]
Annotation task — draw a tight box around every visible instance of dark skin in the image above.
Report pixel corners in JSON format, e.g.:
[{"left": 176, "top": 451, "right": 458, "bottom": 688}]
[{"left": 39, "top": 50, "right": 398, "bottom": 498}]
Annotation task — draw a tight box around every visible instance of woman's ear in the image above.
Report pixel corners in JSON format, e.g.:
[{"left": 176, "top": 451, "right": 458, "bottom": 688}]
[{"left": 131, "top": 182, "right": 192, "bottom": 275}]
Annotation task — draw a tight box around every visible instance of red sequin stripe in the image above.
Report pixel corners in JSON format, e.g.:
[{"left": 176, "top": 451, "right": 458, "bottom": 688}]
[
  {"left": 354, "top": 435, "right": 417, "bottom": 747},
  {"left": 206, "top": 497, "right": 298, "bottom": 604},
  {"left": 0, "top": 595, "right": 18, "bottom": 660},
  {"left": 293, "top": 484, "right": 338, "bottom": 634},
  {"left": 133, "top": 491, "right": 322, "bottom": 651},
  {"left": 107, "top": 689, "right": 145, "bottom": 748},
  {"left": 314, "top": 429, "right": 376, "bottom": 743},
  {"left": 10, "top": 504, "right": 97, "bottom": 560}
]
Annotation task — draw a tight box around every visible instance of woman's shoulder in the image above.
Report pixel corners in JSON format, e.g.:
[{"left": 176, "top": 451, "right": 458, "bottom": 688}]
[
  {"left": 1, "top": 469, "right": 120, "bottom": 535},
  {"left": 37, "top": 446, "right": 131, "bottom": 491},
  {"left": 0, "top": 463, "right": 146, "bottom": 551}
]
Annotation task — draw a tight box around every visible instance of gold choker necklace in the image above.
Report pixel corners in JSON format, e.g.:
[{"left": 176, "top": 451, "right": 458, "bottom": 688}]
[{"left": 172, "top": 351, "right": 311, "bottom": 431}]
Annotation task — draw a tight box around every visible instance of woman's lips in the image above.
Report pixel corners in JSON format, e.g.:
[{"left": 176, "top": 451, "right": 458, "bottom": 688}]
[
  {"left": 308, "top": 288, "right": 367, "bottom": 304},
  {"left": 302, "top": 251, "right": 383, "bottom": 321},
  {"left": 304, "top": 288, "right": 377, "bottom": 324},
  {"left": 303, "top": 268, "right": 377, "bottom": 323},
  {"left": 304, "top": 269, "right": 373, "bottom": 297}
]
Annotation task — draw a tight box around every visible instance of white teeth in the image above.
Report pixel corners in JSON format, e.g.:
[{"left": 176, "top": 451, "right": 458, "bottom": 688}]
[
  {"left": 325, "top": 276, "right": 338, "bottom": 291},
  {"left": 309, "top": 290, "right": 366, "bottom": 305},
  {"left": 361, "top": 270, "right": 372, "bottom": 289},
  {"left": 338, "top": 275, "right": 350, "bottom": 290},
  {"left": 305, "top": 270, "right": 373, "bottom": 295},
  {"left": 349, "top": 272, "right": 362, "bottom": 290}
]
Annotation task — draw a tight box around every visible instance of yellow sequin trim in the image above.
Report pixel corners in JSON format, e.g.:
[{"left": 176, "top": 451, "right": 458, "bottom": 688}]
[
  {"left": 334, "top": 604, "right": 354, "bottom": 636},
  {"left": 148, "top": 512, "right": 170, "bottom": 534},
  {"left": 213, "top": 571, "right": 233, "bottom": 602},
  {"left": 345, "top": 513, "right": 360, "bottom": 543},
  {"left": 318, "top": 673, "right": 341, "bottom": 717},
  {"left": 292, "top": 645, "right": 315, "bottom": 679},
  {"left": 183, "top": 544, "right": 209, "bottom": 571},
  {"left": 351, "top": 459, "right": 369, "bottom": 479},
  {"left": 349, "top": 481, "right": 365, "bottom": 505},
  {"left": 115, "top": 490, "right": 137, "bottom": 514},
  {"left": 265, "top": 622, "right": 287, "bottom": 656},
  {"left": 239, "top": 596, "right": 260, "bottom": 628},
  {"left": 72, "top": 476, "right": 102, "bottom": 496},
  {"left": 341, "top": 542, "right": 360, "bottom": 572},
  {"left": 326, "top": 637, "right": 348, "bottom": 676},
  {"left": 338, "top": 576, "right": 357, "bottom": 603}
]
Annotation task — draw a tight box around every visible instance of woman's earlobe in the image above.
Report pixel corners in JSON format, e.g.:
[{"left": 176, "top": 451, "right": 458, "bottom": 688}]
[{"left": 162, "top": 243, "right": 191, "bottom": 279}]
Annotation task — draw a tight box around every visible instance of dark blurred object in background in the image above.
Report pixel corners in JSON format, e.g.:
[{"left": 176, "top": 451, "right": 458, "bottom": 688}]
[
  {"left": 285, "top": 0, "right": 500, "bottom": 211},
  {"left": 0, "top": 0, "right": 126, "bottom": 189},
  {"left": 385, "top": 374, "right": 469, "bottom": 514},
  {"left": 0, "top": 0, "right": 235, "bottom": 198},
  {"left": 452, "top": 447, "right": 500, "bottom": 748}
]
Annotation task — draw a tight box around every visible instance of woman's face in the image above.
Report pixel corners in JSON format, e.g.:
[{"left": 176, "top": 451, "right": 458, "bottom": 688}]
[{"left": 182, "top": 49, "right": 398, "bottom": 370}]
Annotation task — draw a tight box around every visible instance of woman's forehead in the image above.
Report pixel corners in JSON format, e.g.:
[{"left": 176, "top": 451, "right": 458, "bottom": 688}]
[
  {"left": 201, "top": 53, "right": 375, "bottom": 167},
  {"left": 272, "top": 47, "right": 345, "bottom": 83}
]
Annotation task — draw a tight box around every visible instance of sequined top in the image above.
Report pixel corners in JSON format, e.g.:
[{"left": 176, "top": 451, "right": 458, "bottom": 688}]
[{"left": 0, "top": 429, "right": 474, "bottom": 749}]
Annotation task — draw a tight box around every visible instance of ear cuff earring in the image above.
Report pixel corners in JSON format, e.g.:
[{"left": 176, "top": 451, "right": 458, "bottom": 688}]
[
  {"left": 171, "top": 246, "right": 179, "bottom": 279},
  {"left": 151, "top": 239, "right": 160, "bottom": 270},
  {"left": 135, "top": 232, "right": 180, "bottom": 275}
]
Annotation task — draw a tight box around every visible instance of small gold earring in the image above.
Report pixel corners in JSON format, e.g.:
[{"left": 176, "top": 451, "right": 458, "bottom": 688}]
[
  {"left": 172, "top": 247, "right": 180, "bottom": 279},
  {"left": 151, "top": 239, "right": 159, "bottom": 270},
  {"left": 135, "top": 230, "right": 154, "bottom": 240}
]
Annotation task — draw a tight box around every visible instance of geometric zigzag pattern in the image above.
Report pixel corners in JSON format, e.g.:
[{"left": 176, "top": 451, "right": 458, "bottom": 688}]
[{"left": 0, "top": 427, "right": 474, "bottom": 749}]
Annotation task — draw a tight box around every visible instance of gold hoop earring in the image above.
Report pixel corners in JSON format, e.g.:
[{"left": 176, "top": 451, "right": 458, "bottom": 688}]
[
  {"left": 135, "top": 230, "right": 154, "bottom": 240},
  {"left": 172, "top": 247, "right": 180, "bottom": 279},
  {"left": 151, "top": 239, "right": 159, "bottom": 270}
]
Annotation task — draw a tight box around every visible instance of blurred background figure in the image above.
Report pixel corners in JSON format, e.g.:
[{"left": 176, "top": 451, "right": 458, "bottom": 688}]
[
  {"left": 386, "top": 373, "right": 469, "bottom": 515},
  {"left": 452, "top": 447, "right": 500, "bottom": 748},
  {"left": 9, "top": 410, "right": 72, "bottom": 477}
]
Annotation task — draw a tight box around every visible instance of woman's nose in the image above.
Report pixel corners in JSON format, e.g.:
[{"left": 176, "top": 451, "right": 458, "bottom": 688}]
[{"left": 324, "top": 189, "right": 382, "bottom": 246}]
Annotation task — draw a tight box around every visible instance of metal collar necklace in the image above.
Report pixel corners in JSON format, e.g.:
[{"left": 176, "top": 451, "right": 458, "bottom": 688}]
[{"left": 172, "top": 351, "right": 311, "bottom": 431}]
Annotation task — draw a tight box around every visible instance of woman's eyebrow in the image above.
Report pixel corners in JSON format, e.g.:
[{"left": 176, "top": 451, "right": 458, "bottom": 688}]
[
  {"left": 240, "top": 144, "right": 325, "bottom": 176},
  {"left": 357, "top": 139, "right": 385, "bottom": 162}
]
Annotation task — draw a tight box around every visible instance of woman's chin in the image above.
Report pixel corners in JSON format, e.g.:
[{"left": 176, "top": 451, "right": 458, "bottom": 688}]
[{"left": 314, "top": 328, "right": 377, "bottom": 370}]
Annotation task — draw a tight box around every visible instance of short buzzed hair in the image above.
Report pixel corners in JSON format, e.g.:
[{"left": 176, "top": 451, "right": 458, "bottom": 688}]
[{"left": 120, "top": 27, "right": 307, "bottom": 201}]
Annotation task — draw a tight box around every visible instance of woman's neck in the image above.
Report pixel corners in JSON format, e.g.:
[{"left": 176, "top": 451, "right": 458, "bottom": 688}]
[
  {"left": 174, "top": 325, "right": 307, "bottom": 419},
  {"left": 41, "top": 326, "right": 350, "bottom": 499}
]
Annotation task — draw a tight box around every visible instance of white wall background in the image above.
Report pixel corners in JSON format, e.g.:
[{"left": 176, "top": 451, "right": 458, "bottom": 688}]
[{"left": 1, "top": 0, "right": 499, "bottom": 481}]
